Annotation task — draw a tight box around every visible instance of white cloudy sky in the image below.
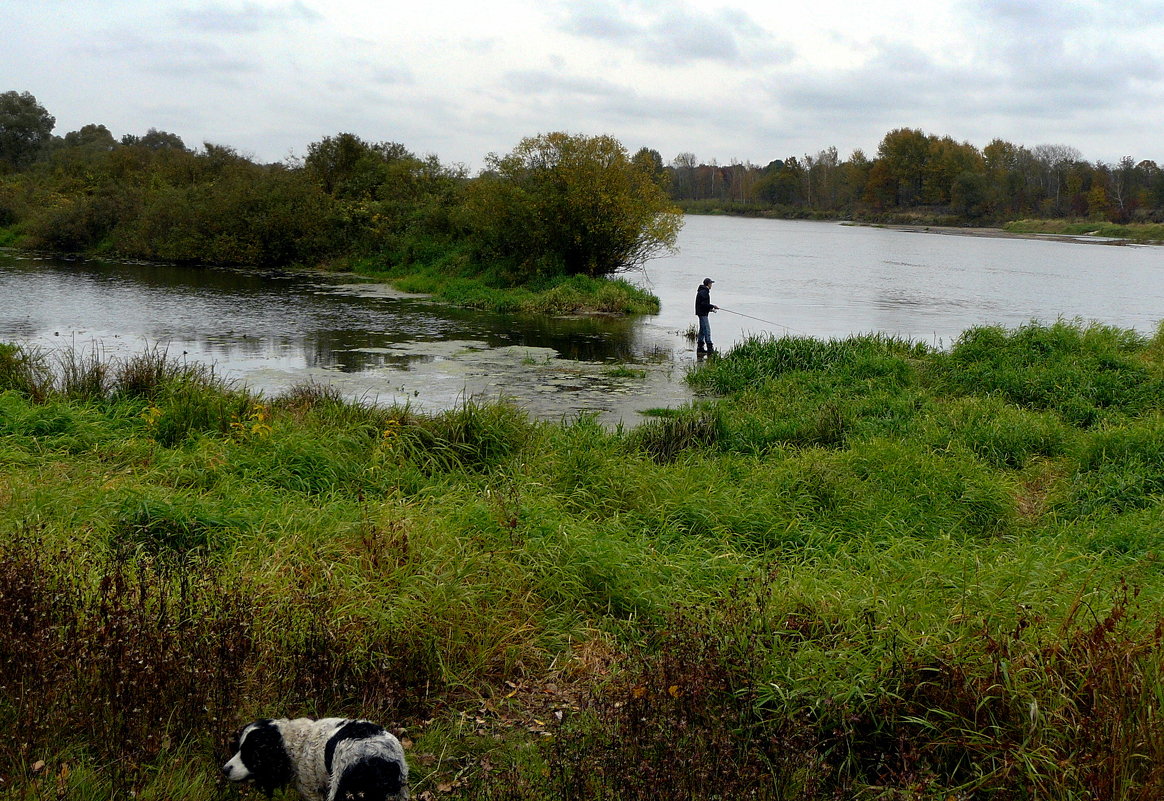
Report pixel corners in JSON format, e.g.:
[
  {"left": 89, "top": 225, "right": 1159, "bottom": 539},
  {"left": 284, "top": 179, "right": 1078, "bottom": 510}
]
[{"left": 4, "top": 0, "right": 1163, "bottom": 170}]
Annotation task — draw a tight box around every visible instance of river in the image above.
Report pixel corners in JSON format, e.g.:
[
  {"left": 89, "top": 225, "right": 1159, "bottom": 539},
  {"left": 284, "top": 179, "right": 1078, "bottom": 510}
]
[{"left": 2, "top": 216, "right": 1161, "bottom": 425}]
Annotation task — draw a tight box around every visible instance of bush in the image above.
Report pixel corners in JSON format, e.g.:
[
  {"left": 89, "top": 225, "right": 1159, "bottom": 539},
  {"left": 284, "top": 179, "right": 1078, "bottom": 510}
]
[{"left": 460, "top": 132, "right": 682, "bottom": 282}]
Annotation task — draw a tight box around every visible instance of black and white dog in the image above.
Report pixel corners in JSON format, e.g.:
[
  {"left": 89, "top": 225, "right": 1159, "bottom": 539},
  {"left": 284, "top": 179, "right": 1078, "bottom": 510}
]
[{"left": 223, "top": 717, "right": 409, "bottom": 801}]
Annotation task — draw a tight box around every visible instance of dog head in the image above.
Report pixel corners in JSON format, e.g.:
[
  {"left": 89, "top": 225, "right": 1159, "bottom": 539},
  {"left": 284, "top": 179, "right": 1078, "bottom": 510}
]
[{"left": 222, "top": 719, "right": 294, "bottom": 797}]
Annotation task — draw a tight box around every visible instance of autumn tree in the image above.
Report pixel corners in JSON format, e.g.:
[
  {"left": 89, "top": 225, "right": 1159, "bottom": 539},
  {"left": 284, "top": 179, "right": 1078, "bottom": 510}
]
[
  {"left": 304, "top": 132, "right": 417, "bottom": 198},
  {"left": 633, "top": 147, "right": 666, "bottom": 184},
  {"left": 755, "top": 158, "right": 803, "bottom": 206},
  {"left": 1032, "top": 144, "right": 1080, "bottom": 214},
  {"left": 923, "top": 136, "right": 983, "bottom": 205},
  {"left": 61, "top": 124, "right": 117, "bottom": 151},
  {"left": 463, "top": 132, "right": 682, "bottom": 281},
  {"left": 876, "top": 127, "right": 931, "bottom": 206},
  {"left": 1087, "top": 168, "right": 1110, "bottom": 219},
  {"left": 840, "top": 149, "right": 872, "bottom": 208}
]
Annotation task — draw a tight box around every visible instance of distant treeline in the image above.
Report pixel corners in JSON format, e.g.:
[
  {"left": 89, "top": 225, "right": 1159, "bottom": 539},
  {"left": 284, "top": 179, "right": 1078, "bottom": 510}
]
[{"left": 662, "top": 129, "right": 1164, "bottom": 224}]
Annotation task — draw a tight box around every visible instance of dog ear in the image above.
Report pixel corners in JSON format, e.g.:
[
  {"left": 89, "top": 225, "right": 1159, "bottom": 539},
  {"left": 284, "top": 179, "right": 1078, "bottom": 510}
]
[{"left": 242, "top": 720, "right": 294, "bottom": 796}]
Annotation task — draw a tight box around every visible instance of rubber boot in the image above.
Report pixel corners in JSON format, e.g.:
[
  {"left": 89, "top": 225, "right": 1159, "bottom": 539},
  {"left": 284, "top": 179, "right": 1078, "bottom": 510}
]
[
  {"left": 696, "top": 343, "right": 706, "bottom": 354},
  {"left": 706, "top": 342, "right": 715, "bottom": 354}
]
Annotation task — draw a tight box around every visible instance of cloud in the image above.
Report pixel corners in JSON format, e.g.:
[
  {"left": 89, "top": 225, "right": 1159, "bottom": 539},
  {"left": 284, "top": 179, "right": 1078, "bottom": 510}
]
[
  {"left": 553, "top": 0, "right": 788, "bottom": 66},
  {"left": 175, "top": 1, "right": 322, "bottom": 35},
  {"left": 558, "top": 1, "right": 641, "bottom": 42},
  {"left": 505, "top": 70, "right": 629, "bottom": 99},
  {"left": 961, "top": 0, "right": 1164, "bottom": 89},
  {"left": 754, "top": 0, "right": 1164, "bottom": 163},
  {"left": 78, "top": 30, "right": 261, "bottom": 81}
]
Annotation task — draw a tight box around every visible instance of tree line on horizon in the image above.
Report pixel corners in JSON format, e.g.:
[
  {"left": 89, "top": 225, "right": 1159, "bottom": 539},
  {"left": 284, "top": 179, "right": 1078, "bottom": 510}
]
[
  {"left": 3, "top": 88, "right": 1162, "bottom": 279},
  {"left": 662, "top": 130, "right": 1164, "bottom": 224}
]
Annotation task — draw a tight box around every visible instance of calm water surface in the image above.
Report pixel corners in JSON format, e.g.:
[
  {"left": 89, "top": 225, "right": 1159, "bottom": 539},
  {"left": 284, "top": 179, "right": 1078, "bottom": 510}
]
[{"left": 2, "top": 216, "right": 1161, "bottom": 424}]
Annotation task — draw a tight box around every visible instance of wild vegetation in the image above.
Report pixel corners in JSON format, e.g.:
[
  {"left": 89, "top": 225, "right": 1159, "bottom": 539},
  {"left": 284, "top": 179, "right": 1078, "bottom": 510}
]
[
  {"left": 3, "top": 318, "right": 1164, "bottom": 799},
  {"left": 0, "top": 92, "right": 681, "bottom": 314}
]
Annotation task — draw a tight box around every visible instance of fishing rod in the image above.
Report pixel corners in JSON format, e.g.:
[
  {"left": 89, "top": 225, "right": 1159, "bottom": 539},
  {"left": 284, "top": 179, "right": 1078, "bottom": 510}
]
[{"left": 715, "top": 307, "right": 807, "bottom": 335}]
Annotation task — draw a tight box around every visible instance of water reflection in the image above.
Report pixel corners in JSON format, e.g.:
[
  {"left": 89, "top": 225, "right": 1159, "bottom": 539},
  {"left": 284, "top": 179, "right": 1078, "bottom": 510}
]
[{"left": 0, "top": 249, "right": 690, "bottom": 423}]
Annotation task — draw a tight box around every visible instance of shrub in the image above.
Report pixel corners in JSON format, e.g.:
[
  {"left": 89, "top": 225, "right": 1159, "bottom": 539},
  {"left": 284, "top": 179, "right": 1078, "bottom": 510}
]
[
  {"left": 460, "top": 132, "right": 682, "bottom": 282},
  {"left": 0, "top": 529, "right": 253, "bottom": 792}
]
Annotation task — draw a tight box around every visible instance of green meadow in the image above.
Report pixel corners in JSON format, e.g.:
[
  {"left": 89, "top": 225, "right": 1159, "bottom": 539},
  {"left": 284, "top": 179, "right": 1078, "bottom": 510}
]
[{"left": 2, "top": 319, "right": 1163, "bottom": 799}]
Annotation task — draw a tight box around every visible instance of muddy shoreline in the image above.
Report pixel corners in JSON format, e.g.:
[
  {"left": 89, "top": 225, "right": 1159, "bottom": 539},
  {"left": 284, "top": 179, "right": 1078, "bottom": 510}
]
[{"left": 850, "top": 222, "right": 1145, "bottom": 246}]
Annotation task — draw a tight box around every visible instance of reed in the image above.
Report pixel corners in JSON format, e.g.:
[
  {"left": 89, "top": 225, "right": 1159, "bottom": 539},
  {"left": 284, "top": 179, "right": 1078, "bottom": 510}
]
[{"left": 0, "top": 342, "right": 52, "bottom": 401}]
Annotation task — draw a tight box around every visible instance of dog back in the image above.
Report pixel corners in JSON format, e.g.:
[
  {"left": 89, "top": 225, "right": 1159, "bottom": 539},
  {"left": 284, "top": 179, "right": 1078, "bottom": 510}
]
[{"left": 325, "top": 720, "right": 408, "bottom": 801}]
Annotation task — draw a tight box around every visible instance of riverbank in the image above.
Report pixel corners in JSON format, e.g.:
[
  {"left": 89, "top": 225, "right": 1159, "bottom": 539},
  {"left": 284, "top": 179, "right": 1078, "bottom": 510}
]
[
  {"left": 680, "top": 202, "right": 1164, "bottom": 245},
  {"left": 1004, "top": 218, "right": 1164, "bottom": 244},
  {"left": 850, "top": 221, "right": 1149, "bottom": 245},
  {"left": 4, "top": 319, "right": 1164, "bottom": 799}
]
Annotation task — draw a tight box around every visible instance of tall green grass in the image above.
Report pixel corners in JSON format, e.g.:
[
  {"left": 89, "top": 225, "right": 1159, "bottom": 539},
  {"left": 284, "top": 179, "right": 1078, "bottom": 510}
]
[{"left": 3, "top": 320, "right": 1164, "bottom": 799}]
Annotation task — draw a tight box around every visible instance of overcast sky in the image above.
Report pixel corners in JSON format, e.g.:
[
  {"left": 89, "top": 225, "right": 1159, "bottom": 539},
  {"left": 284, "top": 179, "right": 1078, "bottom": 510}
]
[{"left": 4, "top": 0, "right": 1163, "bottom": 170}]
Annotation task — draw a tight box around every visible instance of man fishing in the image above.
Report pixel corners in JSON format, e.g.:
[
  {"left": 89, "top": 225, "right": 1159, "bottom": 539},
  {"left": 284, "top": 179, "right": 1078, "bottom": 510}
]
[{"left": 695, "top": 277, "right": 718, "bottom": 354}]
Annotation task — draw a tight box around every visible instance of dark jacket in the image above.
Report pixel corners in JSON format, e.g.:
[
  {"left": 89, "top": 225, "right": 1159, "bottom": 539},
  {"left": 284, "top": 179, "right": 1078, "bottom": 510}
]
[{"left": 695, "top": 284, "right": 714, "bottom": 316}]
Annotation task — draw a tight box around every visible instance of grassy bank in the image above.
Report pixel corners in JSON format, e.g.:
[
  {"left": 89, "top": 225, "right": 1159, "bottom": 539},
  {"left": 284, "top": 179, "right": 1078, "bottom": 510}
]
[
  {"left": 351, "top": 257, "right": 661, "bottom": 315},
  {"left": 1004, "top": 219, "right": 1164, "bottom": 243},
  {"left": 3, "top": 319, "right": 1164, "bottom": 799}
]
